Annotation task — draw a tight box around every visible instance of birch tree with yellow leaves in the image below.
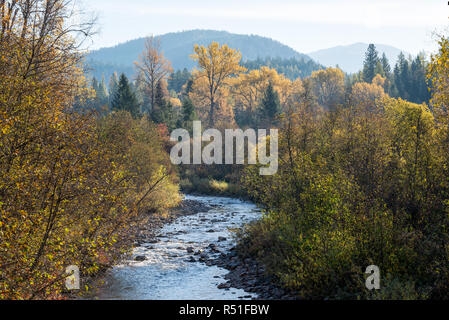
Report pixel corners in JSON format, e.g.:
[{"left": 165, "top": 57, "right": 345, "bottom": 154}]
[{"left": 191, "top": 42, "right": 246, "bottom": 127}]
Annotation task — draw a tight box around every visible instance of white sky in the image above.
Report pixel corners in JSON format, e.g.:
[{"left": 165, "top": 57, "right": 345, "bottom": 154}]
[{"left": 83, "top": 0, "right": 449, "bottom": 54}]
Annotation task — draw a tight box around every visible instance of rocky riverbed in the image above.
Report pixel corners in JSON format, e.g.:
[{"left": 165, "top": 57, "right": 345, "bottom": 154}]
[
  {"left": 207, "top": 248, "right": 299, "bottom": 300},
  {"left": 131, "top": 199, "right": 213, "bottom": 248},
  {"left": 92, "top": 195, "right": 297, "bottom": 300}
]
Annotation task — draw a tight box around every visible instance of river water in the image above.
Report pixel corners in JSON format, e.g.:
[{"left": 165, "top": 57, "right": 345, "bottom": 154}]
[{"left": 94, "top": 195, "right": 262, "bottom": 300}]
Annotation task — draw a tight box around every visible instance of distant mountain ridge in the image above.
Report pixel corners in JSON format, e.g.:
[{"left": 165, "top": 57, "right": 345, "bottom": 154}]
[
  {"left": 86, "top": 30, "right": 314, "bottom": 80},
  {"left": 308, "top": 43, "right": 408, "bottom": 74}
]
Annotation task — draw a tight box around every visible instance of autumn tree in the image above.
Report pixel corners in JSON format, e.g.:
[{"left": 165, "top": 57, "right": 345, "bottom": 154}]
[
  {"left": 429, "top": 36, "right": 449, "bottom": 124},
  {"left": 350, "top": 76, "right": 387, "bottom": 113},
  {"left": 309, "top": 67, "right": 345, "bottom": 111},
  {"left": 0, "top": 0, "right": 180, "bottom": 300},
  {"left": 191, "top": 42, "right": 247, "bottom": 126},
  {"left": 0, "top": 0, "right": 96, "bottom": 299},
  {"left": 230, "top": 67, "right": 291, "bottom": 112},
  {"left": 135, "top": 36, "right": 173, "bottom": 114}
]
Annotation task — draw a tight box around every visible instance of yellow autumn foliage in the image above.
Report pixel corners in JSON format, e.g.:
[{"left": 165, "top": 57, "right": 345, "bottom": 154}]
[{"left": 0, "top": 0, "right": 179, "bottom": 300}]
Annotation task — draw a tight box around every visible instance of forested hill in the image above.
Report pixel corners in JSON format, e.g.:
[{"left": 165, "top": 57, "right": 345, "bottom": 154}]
[{"left": 86, "top": 30, "right": 316, "bottom": 80}]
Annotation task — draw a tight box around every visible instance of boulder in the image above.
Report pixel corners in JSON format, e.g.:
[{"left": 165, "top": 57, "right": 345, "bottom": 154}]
[
  {"left": 134, "top": 256, "right": 147, "bottom": 262},
  {"left": 218, "top": 283, "right": 231, "bottom": 289}
]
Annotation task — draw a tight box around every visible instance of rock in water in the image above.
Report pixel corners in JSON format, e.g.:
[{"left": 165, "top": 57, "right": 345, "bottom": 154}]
[
  {"left": 134, "top": 256, "right": 147, "bottom": 262},
  {"left": 218, "top": 283, "right": 231, "bottom": 289},
  {"left": 187, "top": 256, "right": 197, "bottom": 263}
]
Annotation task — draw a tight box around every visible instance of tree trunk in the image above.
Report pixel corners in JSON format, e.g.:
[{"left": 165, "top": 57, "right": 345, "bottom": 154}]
[{"left": 209, "top": 96, "right": 215, "bottom": 127}]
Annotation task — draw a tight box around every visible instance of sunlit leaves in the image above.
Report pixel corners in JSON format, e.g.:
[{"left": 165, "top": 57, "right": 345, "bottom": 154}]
[{"left": 191, "top": 42, "right": 247, "bottom": 126}]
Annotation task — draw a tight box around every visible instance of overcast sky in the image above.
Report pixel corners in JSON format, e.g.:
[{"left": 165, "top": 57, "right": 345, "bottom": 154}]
[{"left": 84, "top": 0, "right": 449, "bottom": 55}]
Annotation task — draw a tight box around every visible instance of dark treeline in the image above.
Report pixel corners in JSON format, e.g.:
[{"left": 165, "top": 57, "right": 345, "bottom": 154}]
[
  {"left": 168, "top": 68, "right": 192, "bottom": 93},
  {"left": 350, "top": 44, "right": 431, "bottom": 104}
]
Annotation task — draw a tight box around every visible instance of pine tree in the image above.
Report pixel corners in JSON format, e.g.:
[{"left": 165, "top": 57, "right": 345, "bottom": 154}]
[
  {"left": 374, "top": 60, "right": 385, "bottom": 77},
  {"left": 154, "top": 81, "right": 166, "bottom": 110},
  {"left": 410, "top": 55, "right": 430, "bottom": 103},
  {"left": 177, "top": 97, "right": 197, "bottom": 134},
  {"left": 381, "top": 53, "right": 391, "bottom": 76},
  {"left": 164, "top": 101, "right": 174, "bottom": 131},
  {"left": 363, "top": 44, "right": 380, "bottom": 83},
  {"left": 259, "top": 82, "right": 280, "bottom": 126},
  {"left": 168, "top": 68, "right": 191, "bottom": 93},
  {"left": 151, "top": 80, "right": 169, "bottom": 124},
  {"left": 92, "top": 77, "right": 99, "bottom": 93},
  {"left": 377, "top": 53, "right": 393, "bottom": 95},
  {"left": 183, "top": 78, "right": 194, "bottom": 98},
  {"left": 97, "top": 76, "right": 109, "bottom": 106},
  {"left": 394, "top": 52, "right": 410, "bottom": 100},
  {"left": 89, "top": 77, "right": 109, "bottom": 112},
  {"left": 108, "top": 72, "right": 119, "bottom": 107},
  {"left": 111, "top": 73, "right": 140, "bottom": 118}
]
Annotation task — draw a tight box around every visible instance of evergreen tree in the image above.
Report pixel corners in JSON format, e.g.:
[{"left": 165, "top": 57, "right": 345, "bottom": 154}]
[
  {"left": 177, "top": 97, "right": 197, "bottom": 134},
  {"left": 410, "top": 54, "right": 430, "bottom": 103},
  {"left": 394, "top": 52, "right": 410, "bottom": 100},
  {"left": 183, "top": 78, "right": 194, "bottom": 98},
  {"left": 164, "top": 101, "right": 174, "bottom": 131},
  {"left": 108, "top": 72, "right": 119, "bottom": 107},
  {"left": 89, "top": 77, "right": 109, "bottom": 112},
  {"left": 168, "top": 68, "right": 192, "bottom": 93},
  {"left": 362, "top": 44, "right": 380, "bottom": 83},
  {"left": 259, "top": 82, "right": 280, "bottom": 126},
  {"left": 92, "top": 77, "right": 99, "bottom": 93},
  {"left": 381, "top": 53, "right": 391, "bottom": 75},
  {"left": 151, "top": 80, "right": 169, "bottom": 124},
  {"left": 111, "top": 73, "right": 140, "bottom": 118},
  {"left": 374, "top": 60, "right": 385, "bottom": 77},
  {"left": 154, "top": 81, "right": 166, "bottom": 110},
  {"left": 97, "top": 76, "right": 109, "bottom": 106},
  {"left": 379, "top": 53, "right": 393, "bottom": 95}
]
